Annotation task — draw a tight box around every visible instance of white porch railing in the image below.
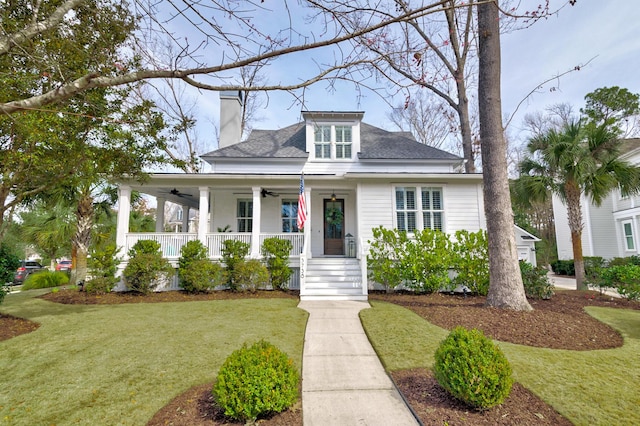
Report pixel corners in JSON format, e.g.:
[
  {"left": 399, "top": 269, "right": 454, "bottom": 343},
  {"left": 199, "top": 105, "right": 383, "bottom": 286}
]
[
  {"left": 125, "top": 233, "right": 197, "bottom": 259},
  {"left": 124, "top": 232, "right": 305, "bottom": 260},
  {"left": 206, "top": 233, "right": 252, "bottom": 258},
  {"left": 259, "top": 233, "right": 304, "bottom": 257}
]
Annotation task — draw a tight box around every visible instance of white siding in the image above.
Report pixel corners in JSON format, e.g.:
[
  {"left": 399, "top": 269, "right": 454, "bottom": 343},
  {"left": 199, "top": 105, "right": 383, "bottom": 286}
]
[
  {"left": 357, "top": 182, "right": 395, "bottom": 245},
  {"left": 586, "top": 195, "right": 619, "bottom": 259},
  {"left": 552, "top": 194, "right": 573, "bottom": 260},
  {"left": 443, "top": 183, "right": 485, "bottom": 233}
]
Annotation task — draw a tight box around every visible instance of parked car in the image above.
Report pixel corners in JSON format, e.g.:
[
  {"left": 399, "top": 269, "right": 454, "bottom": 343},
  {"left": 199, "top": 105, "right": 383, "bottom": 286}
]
[
  {"left": 55, "top": 260, "right": 73, "bottom": 275},
  {"left": 13, "top": 260, "right": 47, "bottom": 285}
]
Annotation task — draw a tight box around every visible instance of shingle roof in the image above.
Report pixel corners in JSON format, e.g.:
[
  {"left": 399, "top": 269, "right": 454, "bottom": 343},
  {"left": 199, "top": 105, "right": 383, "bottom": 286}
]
[{"left": 202, "top": 121, "right": 461, "bottom": 161}]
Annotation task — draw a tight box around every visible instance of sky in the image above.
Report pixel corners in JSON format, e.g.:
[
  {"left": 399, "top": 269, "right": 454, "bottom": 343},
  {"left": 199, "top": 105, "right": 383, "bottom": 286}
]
[{"left": 168, "top": 0, "right": 640, "bottom": 154}]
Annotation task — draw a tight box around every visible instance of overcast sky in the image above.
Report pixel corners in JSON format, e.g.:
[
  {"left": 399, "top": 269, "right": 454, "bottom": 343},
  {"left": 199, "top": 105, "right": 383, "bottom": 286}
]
[{"left": 179, "top": 0, "right": 640, "bottom": 153}]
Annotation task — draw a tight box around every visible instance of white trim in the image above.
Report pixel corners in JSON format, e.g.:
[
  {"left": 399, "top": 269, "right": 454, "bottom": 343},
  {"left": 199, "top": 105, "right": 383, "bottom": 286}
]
[{"left": 621, "top": 219, "right": 636, "bottom": 252}]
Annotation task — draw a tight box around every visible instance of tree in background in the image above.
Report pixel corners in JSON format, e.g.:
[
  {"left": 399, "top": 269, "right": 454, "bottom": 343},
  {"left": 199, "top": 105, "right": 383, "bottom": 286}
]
[{"left": 516, "top": 87, "right": 640, "bottom": 289}]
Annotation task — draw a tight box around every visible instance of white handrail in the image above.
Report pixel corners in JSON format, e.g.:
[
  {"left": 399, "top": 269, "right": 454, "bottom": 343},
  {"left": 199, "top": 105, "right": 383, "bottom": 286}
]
[
  {"left": 359, "top": 237, "right": 369, "bottom": 296},
  {"left": 299, "top": 233, "right": 308, "bottom": 296}
]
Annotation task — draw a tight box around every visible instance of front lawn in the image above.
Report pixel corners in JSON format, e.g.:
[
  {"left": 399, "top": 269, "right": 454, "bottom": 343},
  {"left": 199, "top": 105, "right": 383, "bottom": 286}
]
[
  {"left": 0, "top": 290, "right": 307, "bottom": 425},
  {"left": 361, "top": 300, "right": 640, "bottom": 426}
]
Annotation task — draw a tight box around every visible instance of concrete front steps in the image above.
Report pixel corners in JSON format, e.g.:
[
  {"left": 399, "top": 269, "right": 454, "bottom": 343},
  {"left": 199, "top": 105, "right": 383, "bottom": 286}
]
[{"left": 300, "top": 257, "right": 367, "bottom": 301}]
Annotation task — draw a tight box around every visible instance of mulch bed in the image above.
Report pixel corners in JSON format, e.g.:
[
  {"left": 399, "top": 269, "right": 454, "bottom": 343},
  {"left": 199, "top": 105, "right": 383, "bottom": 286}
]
[{"left": 2, "top": 288, "right": 638, "bottom": 425}]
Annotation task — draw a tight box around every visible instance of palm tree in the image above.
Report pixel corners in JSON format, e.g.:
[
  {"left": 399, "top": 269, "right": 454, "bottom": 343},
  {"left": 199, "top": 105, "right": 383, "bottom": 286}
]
[{"left": 516, "top": 120, "right": 640, "bottom": 290}]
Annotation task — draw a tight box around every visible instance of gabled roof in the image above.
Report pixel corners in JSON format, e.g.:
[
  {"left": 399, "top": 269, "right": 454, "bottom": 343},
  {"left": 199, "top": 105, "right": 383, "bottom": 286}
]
[{"left": 202, "top": 122, "right": 461, "bottom": 161}]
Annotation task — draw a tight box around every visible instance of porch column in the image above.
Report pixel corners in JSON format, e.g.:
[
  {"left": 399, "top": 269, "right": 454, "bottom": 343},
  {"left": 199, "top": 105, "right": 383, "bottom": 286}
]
[
  {"left": 116, "top": 185, "right": 131, "bottom": 258},
  {"left": 198, "top": 187, "right": 209, "bottom": 244},
  {"left": 181, "top": 205, "right": 189, "bottom": 232},
  {"left": 304, "top": 186, "right": 311, "bottom": 258},
  {"left": 156, "top": 197, "right": 166, "bottom": 233},
  {"left": 251, "top": 186, "right": 262, "bottom": 257}
]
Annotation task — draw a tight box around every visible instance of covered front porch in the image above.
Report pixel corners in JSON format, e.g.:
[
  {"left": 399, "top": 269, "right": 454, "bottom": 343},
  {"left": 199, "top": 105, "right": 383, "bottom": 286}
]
[{"left": 114, "top": 175, "right": 368, "bottom": 299}]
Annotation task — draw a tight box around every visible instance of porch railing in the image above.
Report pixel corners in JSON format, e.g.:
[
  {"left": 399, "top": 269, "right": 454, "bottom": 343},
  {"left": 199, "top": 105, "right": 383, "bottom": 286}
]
[
  {"left": 124, "top": 232, "right": 303, "bottom": 260},
  {"left": 125, "top": 233, "right": 197, "bottom": 258},
  {"left": 206, "top": 233, "right": 252, "bottom": 258},
  {"left": 259, "top": 233, "right": 304, "bottom": 257}
]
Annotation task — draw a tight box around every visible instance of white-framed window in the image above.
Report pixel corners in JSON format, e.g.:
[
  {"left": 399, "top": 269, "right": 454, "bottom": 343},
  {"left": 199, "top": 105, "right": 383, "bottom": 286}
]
[
  {"left": 237, "top": 200, "right": 253, "bottom": 232},
  {"left": 335, "top": 125, "right": 352, "bottom": 159},
  {"left": 281, "top": 200, "right": 299, "bottom": 233},
  {"left": 314, "top": 125, "right": 331, "bottom": 159},
  {"left": 622, "top": 220, "right": 635, "bottom": 251},
  {"left": 313, "top": 124, "right": 353, "bottom": 160},
  {"left": 394, "top": 186, "right": 444, "bottom": 232}
]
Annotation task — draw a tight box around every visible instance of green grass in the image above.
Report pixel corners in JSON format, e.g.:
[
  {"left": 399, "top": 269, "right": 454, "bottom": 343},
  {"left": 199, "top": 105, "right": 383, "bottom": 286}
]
[
  {"left": 0, "top": 290, "right": 308, "bottom": 426},
  {"left": 361, "top": 301, "right": 640, "bottom": 426}
]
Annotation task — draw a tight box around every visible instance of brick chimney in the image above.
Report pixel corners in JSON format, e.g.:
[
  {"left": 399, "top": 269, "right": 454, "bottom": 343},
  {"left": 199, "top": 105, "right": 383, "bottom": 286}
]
[{"left": 218, "top": 90, "right": 243, "bottom": 149}]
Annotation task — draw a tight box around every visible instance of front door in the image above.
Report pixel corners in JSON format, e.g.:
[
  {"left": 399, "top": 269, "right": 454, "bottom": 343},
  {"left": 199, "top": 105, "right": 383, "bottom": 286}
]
[{"left": 324, "top": 199, "right": 344, "bottom": 255}]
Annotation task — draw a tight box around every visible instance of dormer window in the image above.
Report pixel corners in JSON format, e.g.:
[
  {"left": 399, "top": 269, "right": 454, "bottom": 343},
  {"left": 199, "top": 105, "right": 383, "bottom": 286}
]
[{"left": 313, "top": 124, "right": 353, "bottom": 160}]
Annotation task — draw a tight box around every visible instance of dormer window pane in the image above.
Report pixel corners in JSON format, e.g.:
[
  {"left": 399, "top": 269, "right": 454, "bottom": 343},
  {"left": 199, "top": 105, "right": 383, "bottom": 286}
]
[
  {"left": 335, "top": 125, "right": 352, "bottom": 159},
  {"left": 314, "top": 125, "right": 331, "bottom": 159}
]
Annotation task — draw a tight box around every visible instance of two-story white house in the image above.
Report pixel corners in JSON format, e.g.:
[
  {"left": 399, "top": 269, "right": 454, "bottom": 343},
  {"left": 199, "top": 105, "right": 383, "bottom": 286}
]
[{"left": 115, "top": 91, "right": 489, "bottom": 300}]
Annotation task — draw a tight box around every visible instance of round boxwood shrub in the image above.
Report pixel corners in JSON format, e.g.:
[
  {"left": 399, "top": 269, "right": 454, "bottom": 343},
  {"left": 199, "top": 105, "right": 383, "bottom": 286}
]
[
  {"left": 213, "top": 340, "right": 299, "bottom": 423},
  {"left": 233, "top": 259, "right": 269, "bottom": 293},
  {"left": 433, "top": 326, "right": 512, "bottom": 410}
]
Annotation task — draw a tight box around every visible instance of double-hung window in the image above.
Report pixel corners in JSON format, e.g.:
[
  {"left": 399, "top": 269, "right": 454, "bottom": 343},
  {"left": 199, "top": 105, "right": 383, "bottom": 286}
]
[
  {"left": 335, "top": 125, "right": 352, "bottom": 159},
  {"left": 281, "top": 200, "right": 299, "bottom": 233},
  {"left": 395, "top": 186, "right": 444, "bottom": 232},
  {"left": 313, "top": 124, "right": 353, "bottom": 160},
  {"left": 237, "top": 200, "right": 253, "bottom": 232},
  {"left": 314, "top": 125, "right": 331, "bottom": 159},
  {"left": 622, "top": 220, "right": 635, "bottom": 251}
]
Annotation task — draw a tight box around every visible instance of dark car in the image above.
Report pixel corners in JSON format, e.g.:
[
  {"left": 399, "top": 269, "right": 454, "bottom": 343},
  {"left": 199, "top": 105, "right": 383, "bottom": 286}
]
[
  {"left": 13, "top": 260, "right": 47, "bottom": 285},
  {"left": 55, "top": 260, "right": 73, "bottom": 275}
]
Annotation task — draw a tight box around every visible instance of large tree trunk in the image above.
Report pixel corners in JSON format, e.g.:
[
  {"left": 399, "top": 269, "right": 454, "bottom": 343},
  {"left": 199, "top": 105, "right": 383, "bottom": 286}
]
[
  {"left": 565, "top": 181, "right": 587, "bottom": 290},
  {"left": 477, "top": 0, "right": 531, "bottom": 311}
]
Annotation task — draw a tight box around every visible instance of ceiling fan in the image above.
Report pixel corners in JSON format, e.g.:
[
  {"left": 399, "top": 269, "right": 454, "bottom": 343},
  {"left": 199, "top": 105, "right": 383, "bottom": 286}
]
[
  {"left": 160, "top": 188, "right": 193, "bottom": 198},
  {"left": 261, "top": 188, "right": 279, "bottom": 198}
]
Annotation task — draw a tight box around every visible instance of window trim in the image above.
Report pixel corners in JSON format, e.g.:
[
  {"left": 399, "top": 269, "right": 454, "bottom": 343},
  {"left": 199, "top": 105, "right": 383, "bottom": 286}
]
[
  {"left": 281, "top": 199, "right": 299, "bottom": 233},
  {"left": 236, "top": 199, "right": 253, "bottom": 233},
  {"left": 311, "top": 123, "right": 354, "bottom": 161},
  {"left": 622, "top": 219, "right": 635, "bottom": 251},
  {"left": 393, "top": 185, "right": 445, "bottom": 233}
]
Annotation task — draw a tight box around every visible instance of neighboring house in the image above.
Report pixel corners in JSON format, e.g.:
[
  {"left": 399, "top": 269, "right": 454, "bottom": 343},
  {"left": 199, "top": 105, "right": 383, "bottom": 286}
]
[
  {"left": 115, "top": 91, "right": 488, "bottom": 300},
  {"left": 514, "top": 226, "right": 540, "bottom": 267},
  {"left": 553, "top": 138, "right": 640, "bottom": 261}
]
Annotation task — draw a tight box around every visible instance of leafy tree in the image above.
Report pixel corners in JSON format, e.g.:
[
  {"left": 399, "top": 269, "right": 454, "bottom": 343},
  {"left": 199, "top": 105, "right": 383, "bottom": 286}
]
[
  {"left": 581, "top": 86, "right": 640, "bottom": 128},
  {"left": 517, "top": 114, "right": 640, "bottom": 290}
]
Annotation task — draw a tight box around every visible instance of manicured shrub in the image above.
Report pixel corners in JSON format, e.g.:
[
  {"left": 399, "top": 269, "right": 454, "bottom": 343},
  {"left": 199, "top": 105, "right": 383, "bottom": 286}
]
[
  {"left": 433, "top": 326, "right": 513, "bottom": 410},
  {"left": 221, "top": 239, "right": 250, "bottom": 291},
  {"left": 601, "top": 265, "right": 640, "bottom": 301},
  {"left": 86, "top": 244, "right": 121, "bottom": 294},
  {"left": 178, "top": 240, "right": 209, "bottom": 271},
  {"left": 178, "top": 241, "right": 213, "bottom": 292},
  {"left": 123, "top": 240, "right": 174, "bottom": 294},
  {"left": 451, "top": 230, "right": 489, "bottom": 295},
  {"left": 179, "top": 259, "right": 227, "bottom": 293},
  {"left": 520, "top": 261, "right": 554, "bottom": 300},
  {"left": 213, "top": 340, "right": 299, "bottom": 423},
  {"left": 233, "top": 259, "right": 269, "bottom": 293},
  {"left": 402, "top": 228, "right": 452, "bottom": 293},
  {"left": 367, "top": 226, "right": 407, "bottom": 293},
  {"left": 551, "top": 259, "right": 575, "bottom": 276},
  {"left": 22, "top": 271, "right": 69, "bottom": 290},
  {"left": 261, "top": 238, "right": 293, "bottom": 290}
]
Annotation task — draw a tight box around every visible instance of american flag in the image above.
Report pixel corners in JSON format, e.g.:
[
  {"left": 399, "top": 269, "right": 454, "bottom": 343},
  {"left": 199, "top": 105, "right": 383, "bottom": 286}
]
[{"left": 297, "top": 173, "right": 307, "bottom": 231}]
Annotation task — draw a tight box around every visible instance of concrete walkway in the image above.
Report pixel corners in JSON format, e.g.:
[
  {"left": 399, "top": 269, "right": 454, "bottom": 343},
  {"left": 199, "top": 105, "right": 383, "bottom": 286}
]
[{"left": 298, "top": 300, "right": 419, "bottom": 426}]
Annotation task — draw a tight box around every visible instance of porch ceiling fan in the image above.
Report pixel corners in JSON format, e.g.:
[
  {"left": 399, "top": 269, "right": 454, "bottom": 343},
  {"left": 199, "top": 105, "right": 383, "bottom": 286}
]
[
  {"left": 261, "top": 188, "right": 279, "bottom": 198},
  {"left": 160, "top": 188, "right": 193, "bottom": 198}
]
